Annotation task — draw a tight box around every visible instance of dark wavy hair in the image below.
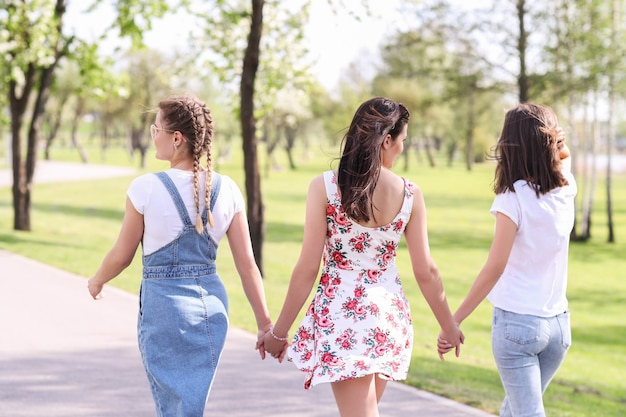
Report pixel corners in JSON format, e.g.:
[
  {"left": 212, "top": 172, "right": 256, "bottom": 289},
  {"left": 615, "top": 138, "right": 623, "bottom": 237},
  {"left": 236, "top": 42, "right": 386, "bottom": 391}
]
[
  {"left": 492, "top": 103, "right": 568, "bottom": 197},
  {"left": 337, "top": 97, "right": 410, "bottom": 223}
]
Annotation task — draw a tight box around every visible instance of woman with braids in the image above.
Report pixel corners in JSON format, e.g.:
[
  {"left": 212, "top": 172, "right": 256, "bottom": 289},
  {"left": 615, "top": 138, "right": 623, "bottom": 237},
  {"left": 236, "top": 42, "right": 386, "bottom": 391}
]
[
  {"left": 263, "top": 97, "right": 463, "bottom": 417},
  {"left": 438, "top": 103, "right": 575, "bottom": 416},
  {"left": 88, "top": 95, "right": 271, "bottom": 417}
]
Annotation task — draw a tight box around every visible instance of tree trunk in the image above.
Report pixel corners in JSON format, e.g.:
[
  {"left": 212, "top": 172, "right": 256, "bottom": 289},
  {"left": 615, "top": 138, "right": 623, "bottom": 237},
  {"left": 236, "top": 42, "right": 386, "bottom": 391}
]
[
  {"left": 9, "top": 65, "right": 36, "bottom": 231},
  {"left": 516, "top": 0, "right": 529, "bottom": 103},
  {"left": 44, "top": 94, "right": 69, "bottom": 160},
  {"left": 423, "top": 137, "right": 436, "bottom": 168},
  {"left": 241, "top": 0, "right": 265, "bottom": 274},
  {"left": 284, "top": 123, "right": 297, "bottom": 170},
  {"left": 465, "top": 90, "right": 475, "bottom": 171},
  {"left": 9, "top": 0, "right": 67, "bottom": 231},
  {"left": 71, "top": 97, "right": 89, "bottom": 163},
  {"left": 606, "top": 0, "right": 618, "bottom": 243}
]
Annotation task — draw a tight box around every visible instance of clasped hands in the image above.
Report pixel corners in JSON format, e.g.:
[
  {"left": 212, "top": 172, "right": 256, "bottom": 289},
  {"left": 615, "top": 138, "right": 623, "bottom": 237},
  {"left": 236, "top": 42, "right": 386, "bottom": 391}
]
[
  {"left": 256, "top": 327, "right": 289, "bottom": 362},
  {"left": 437, "top": 325, "right": 465, "bottom": 361}
]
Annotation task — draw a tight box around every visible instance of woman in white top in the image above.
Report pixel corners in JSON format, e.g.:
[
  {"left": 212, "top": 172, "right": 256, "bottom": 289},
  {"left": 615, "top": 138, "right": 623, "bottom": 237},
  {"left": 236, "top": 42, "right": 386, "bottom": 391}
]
[
  {"left": 88, "top": 95, "right": 271, "bottom": 417},
  {"left": 439, "top": 103, "right": 576, "bottom": 417}
]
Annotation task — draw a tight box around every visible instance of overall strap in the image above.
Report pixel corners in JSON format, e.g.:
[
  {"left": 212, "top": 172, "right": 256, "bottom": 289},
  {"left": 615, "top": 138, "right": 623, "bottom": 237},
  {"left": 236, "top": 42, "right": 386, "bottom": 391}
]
[
  {"left": 155, "top": 172, "right": 193, "bottom": 227},
  {"left": 202, "top": 172, "right": 222, "bottom": 224},
  {"left": 209, "top": 173, "right": 222, "bottom": 211}
]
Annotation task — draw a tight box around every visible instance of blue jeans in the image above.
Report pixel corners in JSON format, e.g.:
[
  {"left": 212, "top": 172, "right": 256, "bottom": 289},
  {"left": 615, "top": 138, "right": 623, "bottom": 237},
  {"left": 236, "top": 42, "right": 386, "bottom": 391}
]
[{"left": 492, "top": 307, "right": 571, "bottom": 417}]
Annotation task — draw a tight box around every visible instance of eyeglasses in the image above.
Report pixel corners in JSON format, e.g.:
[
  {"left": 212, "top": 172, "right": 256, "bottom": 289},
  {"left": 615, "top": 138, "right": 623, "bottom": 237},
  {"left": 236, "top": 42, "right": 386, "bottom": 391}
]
[{"left": 150, "top": 123, "right": 175, "bottom": 140}]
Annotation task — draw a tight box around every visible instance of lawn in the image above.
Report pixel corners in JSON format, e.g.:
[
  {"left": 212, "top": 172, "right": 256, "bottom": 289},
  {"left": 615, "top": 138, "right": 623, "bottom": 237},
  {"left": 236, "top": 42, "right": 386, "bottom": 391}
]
[{"left": 1, "top": 144, "right": 625, "bottom": 416}]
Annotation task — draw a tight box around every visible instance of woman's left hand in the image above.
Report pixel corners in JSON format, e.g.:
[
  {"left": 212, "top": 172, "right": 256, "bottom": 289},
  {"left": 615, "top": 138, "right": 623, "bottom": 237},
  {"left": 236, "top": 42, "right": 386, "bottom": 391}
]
[
  {"left": 256, "top": 329, "right": 269, "bottom": 360},
  {"left": 87, "top": 278, "right": 104, "bottom": 300},
  {"left": 263, "top": 330, "right": 289, "bottom": 363}
]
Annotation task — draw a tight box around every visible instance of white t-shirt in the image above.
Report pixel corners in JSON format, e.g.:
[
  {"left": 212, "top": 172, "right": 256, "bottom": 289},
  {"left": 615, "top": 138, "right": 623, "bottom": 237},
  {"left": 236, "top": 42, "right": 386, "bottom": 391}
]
[
  {"left": 127, "top": 169, "right": 245, "bottom": 255},
  {"left": 487, "top": 170, "right": 577, "bottom": 317}
]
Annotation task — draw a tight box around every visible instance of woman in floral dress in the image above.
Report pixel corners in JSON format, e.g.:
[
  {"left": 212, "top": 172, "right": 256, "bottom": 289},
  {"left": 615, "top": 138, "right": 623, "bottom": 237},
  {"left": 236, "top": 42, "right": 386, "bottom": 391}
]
[{"left": 264, "top": 97, "right": 463, "bottom": 417}]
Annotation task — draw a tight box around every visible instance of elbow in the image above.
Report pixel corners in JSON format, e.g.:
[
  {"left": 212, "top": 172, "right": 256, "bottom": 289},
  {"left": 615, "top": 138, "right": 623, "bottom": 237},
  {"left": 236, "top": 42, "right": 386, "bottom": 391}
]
[{"left": 413, "top": 262, "right": 440, "bottom": 285}]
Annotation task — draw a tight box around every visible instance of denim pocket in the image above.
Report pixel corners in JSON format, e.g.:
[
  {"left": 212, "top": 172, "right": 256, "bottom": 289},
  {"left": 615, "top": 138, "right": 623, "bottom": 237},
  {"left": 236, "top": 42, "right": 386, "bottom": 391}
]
[
  {"left": 557, "top": 311, "right": 572, "bottom": 349},
  {"left": 503, "top": 311, "right": 541, "bottom": 345}
]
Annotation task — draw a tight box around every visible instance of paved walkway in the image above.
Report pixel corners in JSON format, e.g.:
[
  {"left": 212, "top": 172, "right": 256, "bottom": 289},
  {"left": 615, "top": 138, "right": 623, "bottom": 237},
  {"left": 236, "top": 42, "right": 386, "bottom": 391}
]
[
  {"left": 0, "top": 160, "right": 136, "bottom": 188},
  {"left": 0, "top": 161, "right": 495, "bottom": 416}
]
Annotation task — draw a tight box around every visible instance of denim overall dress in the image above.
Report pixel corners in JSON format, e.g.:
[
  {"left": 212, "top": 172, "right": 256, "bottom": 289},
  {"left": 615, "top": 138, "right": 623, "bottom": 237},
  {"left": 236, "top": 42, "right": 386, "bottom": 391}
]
[{"left": 138, "top": 172, "right": 228, "bottom": 417}]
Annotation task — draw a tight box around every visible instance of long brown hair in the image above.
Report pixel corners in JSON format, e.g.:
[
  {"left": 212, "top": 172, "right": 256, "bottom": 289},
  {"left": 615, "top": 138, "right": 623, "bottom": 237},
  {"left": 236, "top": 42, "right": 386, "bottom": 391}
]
[
  {"left": 337, "top": 97, "right": 410, "bottom": 223},
  {"left": 492, "top": 103, "right": 568, "bottom": 197},
  {"left": 159, "top": 96, "right": 214, "bottom": 233}
]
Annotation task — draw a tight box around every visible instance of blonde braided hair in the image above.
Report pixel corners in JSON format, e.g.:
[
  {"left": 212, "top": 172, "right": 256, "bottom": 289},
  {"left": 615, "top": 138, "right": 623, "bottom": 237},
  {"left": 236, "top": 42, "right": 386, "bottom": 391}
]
[{"left": 159, "top": 95, "right": 214, "bottom": 233}]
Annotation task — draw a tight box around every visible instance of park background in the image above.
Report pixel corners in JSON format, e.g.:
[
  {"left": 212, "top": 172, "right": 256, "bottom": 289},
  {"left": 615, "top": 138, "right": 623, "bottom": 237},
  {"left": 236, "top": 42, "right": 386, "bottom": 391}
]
[{"left": 1, "top": 1, "right": 625, "bottom": 416}]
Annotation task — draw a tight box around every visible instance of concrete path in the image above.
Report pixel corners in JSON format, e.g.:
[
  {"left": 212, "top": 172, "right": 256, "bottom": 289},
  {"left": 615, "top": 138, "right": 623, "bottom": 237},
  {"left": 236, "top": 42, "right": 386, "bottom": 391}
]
[
  {"left": 0, "top": 160, "right": 136, "bottom": 188},
  {"left": 0, "top": 252, "right": 495, "bottom": 417}
]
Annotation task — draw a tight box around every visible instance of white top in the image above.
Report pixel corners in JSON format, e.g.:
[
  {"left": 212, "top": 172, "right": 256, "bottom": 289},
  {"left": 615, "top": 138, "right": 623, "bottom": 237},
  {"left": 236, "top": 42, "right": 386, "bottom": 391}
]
[
  {"left": 487, "top": 170, "right": 577, "bottom": 317},
  {"left": 128, "top": 169, "right": 245, "bottom": 255}
]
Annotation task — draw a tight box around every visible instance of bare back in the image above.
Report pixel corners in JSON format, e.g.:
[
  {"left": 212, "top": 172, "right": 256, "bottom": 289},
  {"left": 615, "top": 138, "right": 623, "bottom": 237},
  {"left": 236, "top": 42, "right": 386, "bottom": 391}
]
[{"left": 336, "top": 168, "right": 406, "bottom": 228}]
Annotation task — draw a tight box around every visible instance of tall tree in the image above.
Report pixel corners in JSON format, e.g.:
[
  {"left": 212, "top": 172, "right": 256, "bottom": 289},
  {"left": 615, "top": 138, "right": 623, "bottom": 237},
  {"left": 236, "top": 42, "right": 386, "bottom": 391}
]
[
  {"left": 2, "top": 0, "right": 171, "bottom": 231},
  {"left": 193, "top": 0, "right": 312, "bottom": 273},
  {"left": 516, "top": 0, "right": 530, "bottom": 103},
  {"left": 605, "top": 0, "right": 620, "bottom": 243},
  {"left": 2, "top": 0, "right": 71, "bottom": 231},
  {"left": 240, "top": 0, "right": 265, "bottom": 272}
]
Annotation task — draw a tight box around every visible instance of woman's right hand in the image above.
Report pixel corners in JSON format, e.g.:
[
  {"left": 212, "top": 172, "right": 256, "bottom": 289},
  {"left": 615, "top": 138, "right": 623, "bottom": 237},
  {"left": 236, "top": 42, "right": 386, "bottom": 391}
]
[{"left": 437, "top": 325, "right": 464, "bottom": 361}]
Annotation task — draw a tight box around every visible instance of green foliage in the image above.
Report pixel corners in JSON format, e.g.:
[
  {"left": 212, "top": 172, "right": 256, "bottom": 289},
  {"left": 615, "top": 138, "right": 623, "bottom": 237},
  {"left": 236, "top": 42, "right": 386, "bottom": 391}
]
[
  {"left": 89, "top": 0, "right": 171, "bottom": 49},
  {"left": 1, "top": 144, "right": 625, "bottom": 416},
  {"left": 190, "top": 0, "right": 314, "bottom": 116}
]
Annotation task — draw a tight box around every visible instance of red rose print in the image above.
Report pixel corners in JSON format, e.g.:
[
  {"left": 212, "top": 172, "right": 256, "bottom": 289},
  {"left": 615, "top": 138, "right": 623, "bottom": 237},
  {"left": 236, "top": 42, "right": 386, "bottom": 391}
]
[
  {"left": 335, "top": 213, "right": 349, "bottom": 226},
  {"left": 375, "top": 332, "right": 387, "bottom": 344},
  {"left": 321, "top": 352, "right": 335, "bottom": 363},
  {"left": 332, "top": 251, "right": 344, "bottom": 263},
  {"left": 320, "top": 274, "right": 330, "bottom": 285},
  {"left": 318, "top": 317, "right": 332, "bottom": 328},
  {"left": 324, "top": 285, "right": 336, "bottom": 298}
]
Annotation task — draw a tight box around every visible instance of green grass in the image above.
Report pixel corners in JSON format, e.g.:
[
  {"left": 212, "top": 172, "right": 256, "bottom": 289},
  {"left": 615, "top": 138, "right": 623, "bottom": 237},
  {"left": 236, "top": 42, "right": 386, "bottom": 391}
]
[{"left": 1, "top": 144, "right": 625, "bottom": 416}]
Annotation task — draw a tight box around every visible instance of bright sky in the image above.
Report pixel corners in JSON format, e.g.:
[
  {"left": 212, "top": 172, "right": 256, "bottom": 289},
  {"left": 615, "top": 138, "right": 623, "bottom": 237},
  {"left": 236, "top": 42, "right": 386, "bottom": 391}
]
[
  {"left": 304, "top": 0, "right": 413, "bottom": 89},
  {"left": 65, "top": 0, "right": 413, "bottom": 91}
]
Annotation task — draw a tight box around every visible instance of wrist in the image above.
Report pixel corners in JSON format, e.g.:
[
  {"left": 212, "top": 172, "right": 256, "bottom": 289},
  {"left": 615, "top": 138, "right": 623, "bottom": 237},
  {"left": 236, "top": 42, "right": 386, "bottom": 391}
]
[
  {"left": 258, "top": 320, "right": 272, "bottom": 333},
  {"left": 269, "top": 325, "right": 289, "bottom": 342}
]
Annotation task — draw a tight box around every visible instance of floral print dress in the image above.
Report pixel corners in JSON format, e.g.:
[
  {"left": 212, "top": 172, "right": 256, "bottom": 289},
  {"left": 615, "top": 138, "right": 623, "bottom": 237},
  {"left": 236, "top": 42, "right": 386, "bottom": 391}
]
[{"left": 288, "top": 170, "right": 415, "bottom": 389}]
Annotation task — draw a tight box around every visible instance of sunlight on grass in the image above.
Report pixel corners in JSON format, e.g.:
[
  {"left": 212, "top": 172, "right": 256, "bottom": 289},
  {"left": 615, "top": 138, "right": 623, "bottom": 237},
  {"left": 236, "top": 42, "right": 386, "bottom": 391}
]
[{"left": 1, "top": 144, "right": 625, "bottom": 416}]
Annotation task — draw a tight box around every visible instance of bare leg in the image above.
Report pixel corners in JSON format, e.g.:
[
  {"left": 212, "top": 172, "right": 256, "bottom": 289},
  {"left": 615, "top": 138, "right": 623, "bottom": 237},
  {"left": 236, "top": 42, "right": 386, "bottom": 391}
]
[
  {"left": 375, "top": 375, "right": 388, "bottom": 403},
  {"left": 331, "top": 374, "right": 380, "bottom": 417}
]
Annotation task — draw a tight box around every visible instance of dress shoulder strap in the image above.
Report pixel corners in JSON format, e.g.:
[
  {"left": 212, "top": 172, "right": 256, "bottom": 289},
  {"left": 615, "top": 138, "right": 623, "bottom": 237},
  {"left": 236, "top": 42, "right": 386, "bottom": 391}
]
[
  {"left": 400, "top": 177, "right": 415, "bottom": 215},
  {"left": 323, "top": 170, "right": 339, "bottom": 203}
]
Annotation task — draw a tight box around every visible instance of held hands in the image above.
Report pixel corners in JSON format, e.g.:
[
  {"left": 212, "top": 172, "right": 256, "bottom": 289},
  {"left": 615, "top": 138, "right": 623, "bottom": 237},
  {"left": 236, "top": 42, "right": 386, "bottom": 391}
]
[
  {"left": 437, "top": 324, "right": 464, "bottom": 361},
  {"left": 262, "top": 326, "right": 289, "bottom": 362}
]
